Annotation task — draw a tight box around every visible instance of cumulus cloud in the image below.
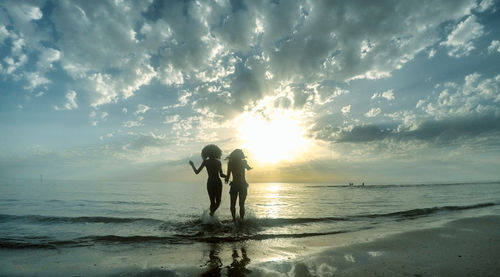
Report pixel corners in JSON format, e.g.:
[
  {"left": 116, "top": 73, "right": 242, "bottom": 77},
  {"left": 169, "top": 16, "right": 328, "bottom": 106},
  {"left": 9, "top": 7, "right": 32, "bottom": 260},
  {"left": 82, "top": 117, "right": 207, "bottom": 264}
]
[
  {"left": 135, "top": 104, "right": 150, "bottom": 115},
  {"left": 475, "top": 0, "right": 495, "bottom": 12},
  {"left": 365, "top": 107, "right": 382, "bottom": 118},
  {"left": 441, "top": 15, "right": 484, "bottom": 57},
  {"left": 124, "top": 119, "right": 143, "bottom": 128},
  {"left": 54, "top": 90, "right": 78, "bottom": 111},
  {"left": 371, "top": 89, "right": 395, "bottom": 101},
  {"left": 24, "top": 72, "right": 50, "bottom": 90},
  {"left": 319, "top": 73, "right": 500, "bottom": 146},
  {"left": 37, "top": 47, "right": 60, "bottom": 70},
  {"left": 1, "top": 0, "right": 483, "bottom": 114},
  {"left": 419, "top": 73, "right": 500, "bottom": 119},
  {"left": 341, "top": 105, "right": 352, "bottom": 115},
  {"left": 488, "top": 40, "right": 500, "bottom": 54},
  {"left": 164, "top": 115, "right": 180, "bottom": 124}
]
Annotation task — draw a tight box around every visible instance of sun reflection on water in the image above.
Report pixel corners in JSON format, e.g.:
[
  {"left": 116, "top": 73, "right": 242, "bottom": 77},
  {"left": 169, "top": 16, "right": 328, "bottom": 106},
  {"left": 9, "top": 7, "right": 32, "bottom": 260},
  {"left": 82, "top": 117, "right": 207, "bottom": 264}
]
[{"left": 262, "top": 183, "right": 284, "bottom": 219}]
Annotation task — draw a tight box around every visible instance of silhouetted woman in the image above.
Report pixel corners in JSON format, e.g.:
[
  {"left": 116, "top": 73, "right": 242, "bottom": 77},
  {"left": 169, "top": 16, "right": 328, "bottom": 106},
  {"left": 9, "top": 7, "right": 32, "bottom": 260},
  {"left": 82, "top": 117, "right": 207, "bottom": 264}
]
[
  {"left": 225, "top": 149, "right": 252, "bottom": 222},
  {"left": 189, "top": 144, "right": 226, "bottom": 216}
]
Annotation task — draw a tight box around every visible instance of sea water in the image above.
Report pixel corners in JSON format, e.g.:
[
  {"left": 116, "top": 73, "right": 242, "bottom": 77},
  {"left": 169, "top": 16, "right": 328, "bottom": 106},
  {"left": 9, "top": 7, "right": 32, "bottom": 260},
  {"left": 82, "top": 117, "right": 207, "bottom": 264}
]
[{"left": 1, "top": 180, "right": 499, "bottom": 250}]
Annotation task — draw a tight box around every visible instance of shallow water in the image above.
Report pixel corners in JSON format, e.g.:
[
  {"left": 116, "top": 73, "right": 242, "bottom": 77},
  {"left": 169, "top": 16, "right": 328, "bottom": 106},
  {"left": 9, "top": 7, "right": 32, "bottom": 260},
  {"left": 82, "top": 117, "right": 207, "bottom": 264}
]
[{"left": 1, "top": 180, "right": 499, "bottom": 249}]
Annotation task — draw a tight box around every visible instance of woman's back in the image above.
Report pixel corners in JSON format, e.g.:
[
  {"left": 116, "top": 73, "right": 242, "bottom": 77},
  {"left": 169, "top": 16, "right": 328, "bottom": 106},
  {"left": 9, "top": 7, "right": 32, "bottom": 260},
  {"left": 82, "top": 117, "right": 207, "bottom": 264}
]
[
  {"left": 204, "top": 158, "right": 221, "bottom": 179},
  {"left": 228, "top": 160, "right": 249, "bottom": 183}
]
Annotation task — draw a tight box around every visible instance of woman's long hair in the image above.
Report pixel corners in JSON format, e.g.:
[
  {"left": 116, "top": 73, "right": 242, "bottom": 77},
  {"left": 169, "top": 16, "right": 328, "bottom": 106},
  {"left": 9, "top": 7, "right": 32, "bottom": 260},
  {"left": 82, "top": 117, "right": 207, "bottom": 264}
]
[
  {"left": 201, "top": 144, "right": 222, "bottom": 160},
  {"left": 226, "top": 149, "right": 246, "bottom": 162}
]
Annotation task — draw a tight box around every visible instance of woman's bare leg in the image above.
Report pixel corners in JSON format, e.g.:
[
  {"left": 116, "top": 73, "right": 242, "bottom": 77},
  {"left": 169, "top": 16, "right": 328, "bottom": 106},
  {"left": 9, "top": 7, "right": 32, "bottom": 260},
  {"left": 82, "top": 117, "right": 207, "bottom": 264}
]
[
  {"left": 239, "top": 192, "right": 246, "bottom": 220},
  {"left": 230, "top": 193, "right": 237, "bottom": 222}
]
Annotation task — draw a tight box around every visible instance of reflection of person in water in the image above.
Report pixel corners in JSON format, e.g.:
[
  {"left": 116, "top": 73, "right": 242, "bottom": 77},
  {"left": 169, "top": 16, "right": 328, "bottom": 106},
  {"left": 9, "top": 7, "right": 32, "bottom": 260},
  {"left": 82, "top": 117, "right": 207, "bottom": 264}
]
[
  {"left": 225, "top": 149, "right": 252, "bottom": 222},
  {"left": 227, "top": 247, "right": 251, "bottom": 276},
  {"left": 189, "top": 144, "right": 226, "bottom": 216},
  {"left": 201, "top": 244, "right": 222, "bottom": 277}
]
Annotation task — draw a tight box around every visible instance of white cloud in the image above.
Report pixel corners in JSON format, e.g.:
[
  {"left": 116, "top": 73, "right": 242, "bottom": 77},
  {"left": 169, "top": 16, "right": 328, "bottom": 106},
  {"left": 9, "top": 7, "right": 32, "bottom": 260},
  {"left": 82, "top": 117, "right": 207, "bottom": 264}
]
[
  {"left": 365, "top": 107, "right": 382, "bottom": 118},
  {"left": 22, "top": 5, "right": 42, "bottom": 21},
  {"left": 475, "top": 0, "right": 495, "bottom": 12},
  {"left": 54, "top": 90, "right": 78, "bottom": 111},
  {"left": 124, "top": 120, "right": 143, "bottom": 128},
  {"left": 164, "top": 115, "right": 180, "bottom": 124},
  {"left": 0, "top": 25, "right": 9, "bottom": 43},
  {"left": 23, "top": 72, "right": 50, "bottom": 90},
  {"left": 341, "top": 105, "right": 351, "bottom": 115},
  {"left": 135, "top": 104, "right": 150, "bottom": 115},
  {"left": 371, "top": 89, "right": 395, "bottom": 101},
  {"left": 0, "top": 0, "right": 487, "bottom": 126},
  {"left": 441, "top": 15, "right": 484, "bottom": 57},
  {"left": 488, "top": 40, "right": 500, "bottom": 54},
  {"left": 382, "top": 90, "right": 395, "bottom": 101},
  {"left": 419, "top": 73, "right": 500, "bottom": 119},
  {"left": 3, "top": 0, "right": 479, "bottom": 112},
  {"left": 3, "top": 53, "right": 28, "bottom": 75},
  {"left": 37, "top": 48, "right": 60, "bottom": 70},
  {"left": 428, "top": 48, "right": 436, "bottom": 58}
]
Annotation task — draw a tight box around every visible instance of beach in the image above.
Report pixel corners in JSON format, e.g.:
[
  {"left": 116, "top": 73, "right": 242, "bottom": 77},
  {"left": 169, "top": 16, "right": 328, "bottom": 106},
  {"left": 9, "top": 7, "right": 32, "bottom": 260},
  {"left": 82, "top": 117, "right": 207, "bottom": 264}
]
[
  {"left": 1, "top": 181, "right": 499, "bottom": 276},
  {"left": 1, "top": 214, "right": 499, "bottom": 276}
]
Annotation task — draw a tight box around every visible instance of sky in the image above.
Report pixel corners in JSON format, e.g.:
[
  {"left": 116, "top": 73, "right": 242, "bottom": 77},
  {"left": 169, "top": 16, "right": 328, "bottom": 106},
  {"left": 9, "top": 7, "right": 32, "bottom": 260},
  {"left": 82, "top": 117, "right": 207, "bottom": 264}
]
[{"left": 1, "top": 0, "right": 499, "bottom": 184}]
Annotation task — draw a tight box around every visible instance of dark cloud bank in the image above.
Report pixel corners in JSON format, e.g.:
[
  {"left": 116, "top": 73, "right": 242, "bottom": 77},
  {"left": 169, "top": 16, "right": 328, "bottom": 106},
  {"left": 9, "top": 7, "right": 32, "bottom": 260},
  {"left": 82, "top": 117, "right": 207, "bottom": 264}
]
[{"left": 331, "top": 115, "right": 500, "bottom": 144}]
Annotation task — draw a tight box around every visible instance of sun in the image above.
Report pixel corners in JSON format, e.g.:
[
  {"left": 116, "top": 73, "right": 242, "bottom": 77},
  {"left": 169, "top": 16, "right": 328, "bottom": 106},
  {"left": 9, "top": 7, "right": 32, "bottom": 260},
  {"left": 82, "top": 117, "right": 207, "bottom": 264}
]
[{"left": 235, "top": 106, "right": 310, "bottom": 164}]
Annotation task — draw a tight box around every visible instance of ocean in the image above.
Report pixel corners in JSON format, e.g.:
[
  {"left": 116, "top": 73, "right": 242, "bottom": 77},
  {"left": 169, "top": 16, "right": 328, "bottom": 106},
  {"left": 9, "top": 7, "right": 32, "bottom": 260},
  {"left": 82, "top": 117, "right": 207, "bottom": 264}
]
[{"left": 1, "top": 180, "right": 499, "bottom": 275}]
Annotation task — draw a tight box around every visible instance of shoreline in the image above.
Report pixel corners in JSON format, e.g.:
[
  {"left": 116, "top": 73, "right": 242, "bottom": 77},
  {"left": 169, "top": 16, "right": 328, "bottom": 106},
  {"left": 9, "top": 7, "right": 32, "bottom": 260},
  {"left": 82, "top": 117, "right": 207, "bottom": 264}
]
[{"left": 1, "top": 214, "right": 499, "bottom": 276}]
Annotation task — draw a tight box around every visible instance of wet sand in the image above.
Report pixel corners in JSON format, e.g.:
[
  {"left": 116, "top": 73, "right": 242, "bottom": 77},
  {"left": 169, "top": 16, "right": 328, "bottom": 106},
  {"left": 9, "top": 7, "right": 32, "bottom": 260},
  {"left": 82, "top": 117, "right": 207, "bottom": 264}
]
[{"left": 252, "top": 215, "right": 500, "bottom": 276}]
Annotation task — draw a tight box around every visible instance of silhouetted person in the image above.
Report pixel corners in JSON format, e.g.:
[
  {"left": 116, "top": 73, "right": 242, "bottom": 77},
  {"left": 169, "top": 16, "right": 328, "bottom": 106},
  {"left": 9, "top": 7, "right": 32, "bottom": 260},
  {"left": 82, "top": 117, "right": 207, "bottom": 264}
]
[
  {"left": 190, "top": 144, "right": 226, "bottom": 216},
  {"left": 225, "top": 149, "right": 252, "bottom": 222}
]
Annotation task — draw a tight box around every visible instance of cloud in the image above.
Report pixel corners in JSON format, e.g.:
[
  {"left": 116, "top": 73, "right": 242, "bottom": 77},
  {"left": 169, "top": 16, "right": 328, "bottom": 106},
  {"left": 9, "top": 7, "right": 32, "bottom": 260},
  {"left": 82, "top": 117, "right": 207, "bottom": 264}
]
[
  {"left": 24, "top": 72, "right": 50, "bottom": 90},
  {"left": 488, "top": 40, "right": 500, "bottom": 54},
  {"left": 257, "top": 0, "right": 478, "bottom": 81},
  {"left": 37, "top": 47, "right": 60, "bottom": 70},
  {"left": 419, "top": 73, "right": 500, "bottom": 119},
  {"left": 164, "top": 115, "right": 180, "bottom": 124},
  {"left": 1, "top": 0, "right": 482, "bottom": 114},
  {"left": 122, "top": 132, "right": 171, "bottom": 152},
  {"left": 135, "top": 104, "right": 150, "bottom": 115},
  {"left": 54, "top": 90, "right": 78, "bottom": 111},
  {"left": 365, "top": 107, "right": 382, "bottom": 118},
  {"left": 124, "top": 117, "right": 144, "bottom": 128},
  {"left": 475, "top": 0, "right": 495, "bottom": 12},
  {"left": 381, "top": 90, "right": 395, "bottom": 101},
  {"left": 371, "top": 89, "right": 395, "bottom": 101},
  {"left": 341, "top": 105, "right": 351, "bottom": 115},
  {"left": 441, "top": 15, "right": 484, "bottom": 57},
  {"left": 334, "top": 115, "right": 500, "bottom": 145}
]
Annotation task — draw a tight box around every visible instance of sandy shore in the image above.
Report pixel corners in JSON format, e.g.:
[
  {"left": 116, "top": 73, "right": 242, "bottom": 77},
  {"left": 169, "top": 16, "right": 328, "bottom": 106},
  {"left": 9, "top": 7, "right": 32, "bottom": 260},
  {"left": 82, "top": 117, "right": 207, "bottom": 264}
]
[
  {"left": 252, "top": 215, "right": 500, "bottom": 276},
  {"left": 1, "top": 215, "right": 499, "bottom": 276}
]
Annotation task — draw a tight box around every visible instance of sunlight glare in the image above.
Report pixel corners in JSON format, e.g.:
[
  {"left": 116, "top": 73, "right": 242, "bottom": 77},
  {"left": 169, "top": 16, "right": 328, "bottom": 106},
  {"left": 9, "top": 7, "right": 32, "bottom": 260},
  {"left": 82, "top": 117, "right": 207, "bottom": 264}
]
[{"left": 235, "top": 105, "right": 310, "bottom": 164}]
